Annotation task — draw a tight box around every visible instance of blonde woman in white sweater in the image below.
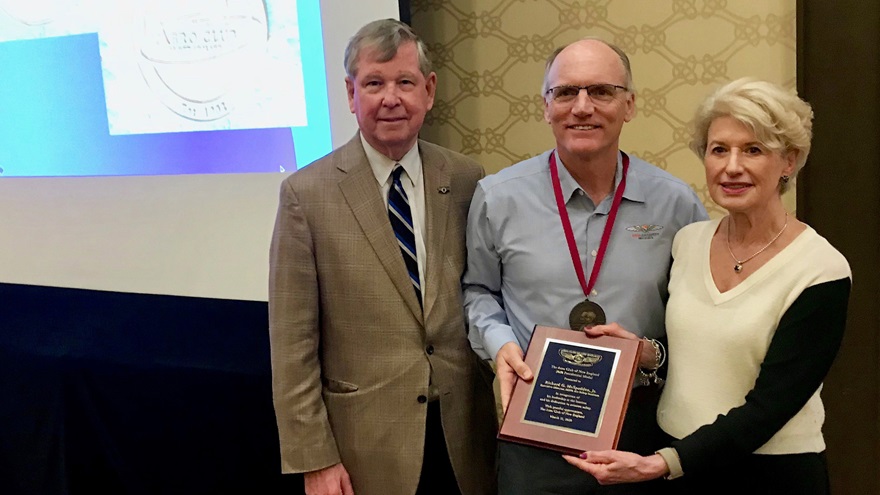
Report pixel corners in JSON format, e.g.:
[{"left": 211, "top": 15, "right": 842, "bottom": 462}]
[{"left": 566, "top": 78, "right": 851, "bottom": 494}]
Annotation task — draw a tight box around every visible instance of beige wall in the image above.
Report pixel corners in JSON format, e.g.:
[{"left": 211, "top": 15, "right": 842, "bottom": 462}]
[{"left": 412, "top": 0, "right": 796, "bottom": 217}]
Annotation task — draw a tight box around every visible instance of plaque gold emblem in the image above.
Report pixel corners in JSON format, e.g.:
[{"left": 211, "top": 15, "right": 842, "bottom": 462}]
[{"left": 558, "top": 349, "right": 602, "bottom": 367}]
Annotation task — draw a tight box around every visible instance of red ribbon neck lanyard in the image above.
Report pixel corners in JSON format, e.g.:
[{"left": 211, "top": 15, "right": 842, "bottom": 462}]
[{"left": 548, "top": 151, "right": 629, "bottom": 298}]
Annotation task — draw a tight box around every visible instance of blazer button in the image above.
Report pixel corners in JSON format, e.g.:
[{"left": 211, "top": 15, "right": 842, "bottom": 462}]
[
  {"left": 417, "top": 395, "right": 428, "bottom": 404},
  {"left": 426, "top": 345, "right": 434, "bottom": 355}
]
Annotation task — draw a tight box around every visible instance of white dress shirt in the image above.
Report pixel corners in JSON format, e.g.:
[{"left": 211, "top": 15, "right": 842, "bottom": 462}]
[{"left": 361, "top": 134, "right": 427, "bottom": 302}]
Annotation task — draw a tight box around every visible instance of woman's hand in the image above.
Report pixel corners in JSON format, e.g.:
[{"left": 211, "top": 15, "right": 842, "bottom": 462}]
[
  {"left": 582, "top": 322, "right": 638, "bottom": 340},
  {"left": 583, "top": 323, "right": 657, "bottom": 369},
  {"left": 562, "top": 451, "right": 669, "bottom": 485}
]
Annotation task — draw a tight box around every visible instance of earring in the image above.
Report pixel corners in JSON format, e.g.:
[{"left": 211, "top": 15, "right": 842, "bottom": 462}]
[{"left": 780, "top": 175, "right": 790, "bottom": 184}]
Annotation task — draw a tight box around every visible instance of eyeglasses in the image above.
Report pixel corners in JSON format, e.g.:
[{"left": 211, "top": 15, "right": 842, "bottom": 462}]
[{"left": 544, "top": 84, "right": 629, "bottom": 104}]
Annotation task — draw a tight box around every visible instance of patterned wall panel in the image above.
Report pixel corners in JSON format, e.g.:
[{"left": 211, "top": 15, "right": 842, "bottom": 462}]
[{"left": 412, "top": 0, "right": 796, "bottom": 216}]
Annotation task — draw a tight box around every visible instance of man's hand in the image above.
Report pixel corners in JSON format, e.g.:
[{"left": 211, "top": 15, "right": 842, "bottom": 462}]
[
  {"left": 583, "top": 323, "right": 656, "bottom": 369},
  {"left": 495, "top": 342, "right": 533, "bottom": 412},
  {"left": 562, "top": 451, "right": 669, "bottom": 485},
  {"left": 304, "top": 463, "right": 354, "bottom": 495}
]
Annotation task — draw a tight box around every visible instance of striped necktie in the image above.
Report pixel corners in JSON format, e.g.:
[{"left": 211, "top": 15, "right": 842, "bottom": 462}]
[{"left": 388, "top": 165, "right": 422, "bottom": 306}]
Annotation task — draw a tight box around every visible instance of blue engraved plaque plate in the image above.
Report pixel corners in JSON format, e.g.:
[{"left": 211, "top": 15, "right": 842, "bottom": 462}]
[{"left": 522, "top": 339, "right": 619, "bottom": 435}]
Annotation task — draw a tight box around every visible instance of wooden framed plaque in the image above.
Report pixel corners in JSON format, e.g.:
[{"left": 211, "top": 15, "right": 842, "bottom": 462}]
[{"left": 498, "top": 325, "right": 642, "bottom": 455}]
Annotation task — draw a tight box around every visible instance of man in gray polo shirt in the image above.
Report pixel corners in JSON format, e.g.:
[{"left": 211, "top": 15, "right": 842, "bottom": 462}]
[{"left": 463, "top": 38, "right": 707, "bottom": 494}]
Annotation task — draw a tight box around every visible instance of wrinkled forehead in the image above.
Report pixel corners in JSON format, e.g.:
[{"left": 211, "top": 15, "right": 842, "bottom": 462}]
[
  {"left": 713, "top": 115, "right": 789, "bottom": 153},
  {"left": 545, "top": 41, "right": 627, "bottom": 88},
  {"left": 358, "top": 43, "right": 396, "bottom": 64}
]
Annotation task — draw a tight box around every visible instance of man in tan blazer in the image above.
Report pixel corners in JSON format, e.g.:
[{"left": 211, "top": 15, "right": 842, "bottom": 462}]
[{"left": 269, "top": 19, "right": 497, "bottom": 495}]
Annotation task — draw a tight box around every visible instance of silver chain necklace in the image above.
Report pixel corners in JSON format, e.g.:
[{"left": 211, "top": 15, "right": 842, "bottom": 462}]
[{"left": 726, "top": 213, "right": 788, "bottom": 273}]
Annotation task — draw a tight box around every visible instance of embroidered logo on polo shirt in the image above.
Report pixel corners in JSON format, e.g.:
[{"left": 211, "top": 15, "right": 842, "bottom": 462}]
[{"left": 626, "top": 224, "right": 664, "bottom": 240}]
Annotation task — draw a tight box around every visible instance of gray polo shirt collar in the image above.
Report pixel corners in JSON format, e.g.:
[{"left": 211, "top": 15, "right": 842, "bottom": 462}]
[{"left": 554, "top": 150, "right": 647, "bottom": 211}]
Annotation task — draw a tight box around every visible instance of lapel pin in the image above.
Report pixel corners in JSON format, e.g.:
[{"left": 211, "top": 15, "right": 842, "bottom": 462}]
[{"left": 438, "top": 186, "right": 450, "bottom": 194}]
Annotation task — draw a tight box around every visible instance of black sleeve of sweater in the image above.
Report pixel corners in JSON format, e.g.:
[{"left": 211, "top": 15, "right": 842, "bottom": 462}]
[{"left": 671, "top": 277, "right": 851, "bottom": 475}]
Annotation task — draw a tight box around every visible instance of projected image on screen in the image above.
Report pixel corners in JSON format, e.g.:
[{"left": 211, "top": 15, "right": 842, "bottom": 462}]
[
  {"left": 100, "top": 0, "right": 307, "bottom": 135},
  {"left": 0, "top": 0, "right": 329, "bottom": 177},
  {"left": 0, "top": 0, "right": 95, "bottom": 42}
]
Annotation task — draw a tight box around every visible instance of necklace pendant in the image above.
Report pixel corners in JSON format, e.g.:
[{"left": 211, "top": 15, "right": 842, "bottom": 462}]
[{"left": 734, "top": 263, "right": 743, "bottom": 273}]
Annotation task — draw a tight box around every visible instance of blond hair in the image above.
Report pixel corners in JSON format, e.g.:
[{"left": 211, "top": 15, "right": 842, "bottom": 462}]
[{"left": 690, "top": 78, "right": 813, "bottom": 193}]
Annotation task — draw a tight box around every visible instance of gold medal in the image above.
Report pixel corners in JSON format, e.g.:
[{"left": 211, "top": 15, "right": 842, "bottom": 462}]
[{"left": 569, "top": 299, "right": 606, "bottom": 331}]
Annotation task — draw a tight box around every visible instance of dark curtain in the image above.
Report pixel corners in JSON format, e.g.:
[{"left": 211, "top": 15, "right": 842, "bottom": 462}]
[
  {"left": 797, "top": 1, "right": 880, "bottom": 493},
  {"left": 0, "top": 283, "right": 303, "bottom": 495}
]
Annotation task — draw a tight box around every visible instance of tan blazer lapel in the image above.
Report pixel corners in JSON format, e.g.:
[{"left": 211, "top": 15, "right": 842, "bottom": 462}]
[
  {"left": 337, "top": 135, "right": 425, "bottom": 324},
  {"left": 420, "top": 144, "right": 451, "bottom": 319}
]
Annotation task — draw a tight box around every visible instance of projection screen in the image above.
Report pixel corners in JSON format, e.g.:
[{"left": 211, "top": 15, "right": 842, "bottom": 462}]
[{"left": 0, "top": 0, "right": 402, "bottom": 301}]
